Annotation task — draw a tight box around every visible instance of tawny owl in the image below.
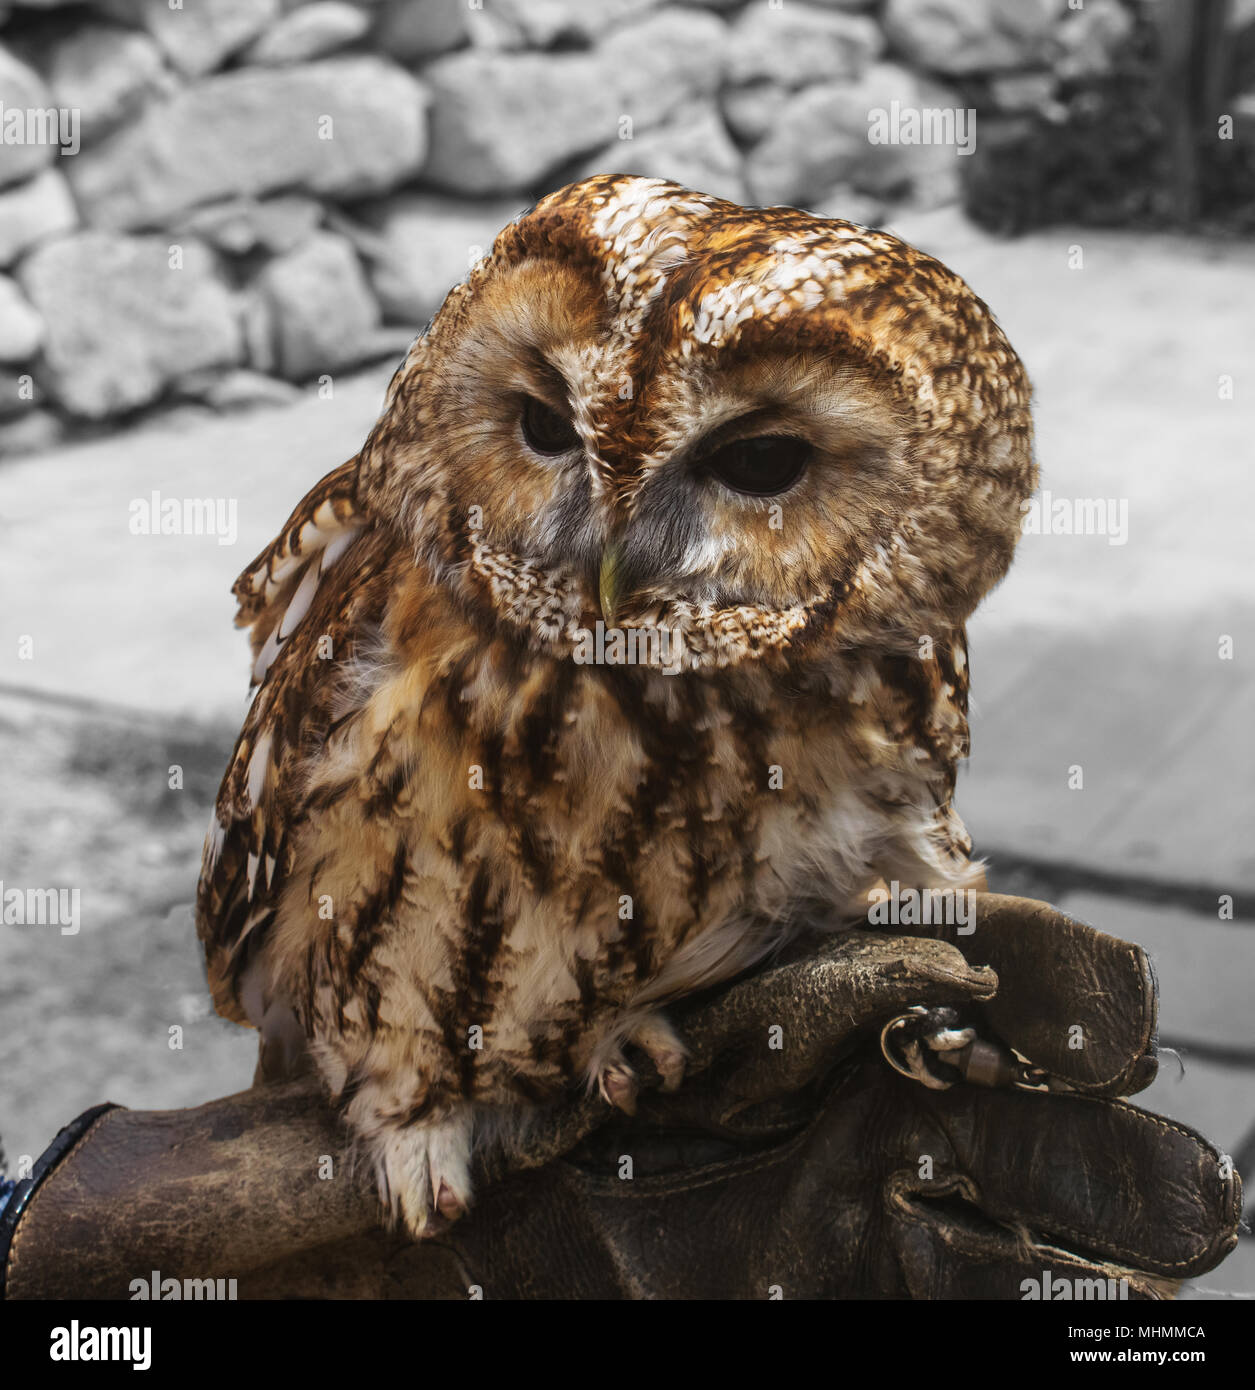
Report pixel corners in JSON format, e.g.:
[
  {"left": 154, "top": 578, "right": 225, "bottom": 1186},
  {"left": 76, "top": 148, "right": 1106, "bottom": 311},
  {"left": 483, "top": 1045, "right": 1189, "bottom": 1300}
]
[{"left": 197, "top": 175, "right": 1036, "bottom": 1237}]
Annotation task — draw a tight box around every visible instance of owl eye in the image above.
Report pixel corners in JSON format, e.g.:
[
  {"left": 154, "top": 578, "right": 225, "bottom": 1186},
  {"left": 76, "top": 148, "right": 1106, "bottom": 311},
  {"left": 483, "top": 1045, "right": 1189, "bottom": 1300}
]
[
  {"left": 702, "top": 435, "right": 811, "bottom": 497},
  {"left": 520, "top": 396, "right": 580, "bottom": 455}
]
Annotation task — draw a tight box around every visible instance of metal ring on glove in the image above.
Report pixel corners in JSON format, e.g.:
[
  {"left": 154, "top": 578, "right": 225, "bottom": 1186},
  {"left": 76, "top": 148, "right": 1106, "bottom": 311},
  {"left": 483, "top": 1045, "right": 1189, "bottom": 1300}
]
[{"left": 879, "top": 1008, "right": 1055, "bottom": 1092}]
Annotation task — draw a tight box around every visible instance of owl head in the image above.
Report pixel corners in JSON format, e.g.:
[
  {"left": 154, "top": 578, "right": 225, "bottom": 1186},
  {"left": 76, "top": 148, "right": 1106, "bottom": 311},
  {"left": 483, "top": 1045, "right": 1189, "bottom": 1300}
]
[{"left": 359, "top": 175, "right": 1036, "bottom": 673}]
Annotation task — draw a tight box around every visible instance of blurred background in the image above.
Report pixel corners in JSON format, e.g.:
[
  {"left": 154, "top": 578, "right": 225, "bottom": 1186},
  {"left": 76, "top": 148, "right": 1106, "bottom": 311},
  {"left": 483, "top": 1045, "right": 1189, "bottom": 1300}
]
[{"left": 1, "top": 0, "right": 1253, "bottom": 1295}]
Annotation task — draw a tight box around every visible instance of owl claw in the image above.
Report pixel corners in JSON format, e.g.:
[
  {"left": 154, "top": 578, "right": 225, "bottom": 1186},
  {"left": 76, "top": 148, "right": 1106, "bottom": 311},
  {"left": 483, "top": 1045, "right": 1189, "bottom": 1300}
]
[
  {"left": 924, "top": 1025, "right": 976, "bottom": 1054},
  {"left": 435, "top": 1178, "right": 467, "bottom": 1221},
  {"left": 599, "top": 1061, "right": 639, "bottom": 1115},
  {"left": 650, "top": 1048, "right": 687, "bottom": 1092},
  {"left": 371, "top": 1106, "right": 474, "bottom": 1240},
  {"left": 628, "top": 1014, "right": 688, "bottom": 1093},
  {"left": 592, "top": 1013, "right": 689, "bottom": 1111}
]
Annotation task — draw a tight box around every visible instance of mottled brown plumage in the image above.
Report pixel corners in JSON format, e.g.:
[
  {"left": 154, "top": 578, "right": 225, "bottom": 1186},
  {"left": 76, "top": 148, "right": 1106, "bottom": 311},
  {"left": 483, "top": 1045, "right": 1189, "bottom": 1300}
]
[{"left": 197, "top": 176, "right": 1036, "bottom": 1235}]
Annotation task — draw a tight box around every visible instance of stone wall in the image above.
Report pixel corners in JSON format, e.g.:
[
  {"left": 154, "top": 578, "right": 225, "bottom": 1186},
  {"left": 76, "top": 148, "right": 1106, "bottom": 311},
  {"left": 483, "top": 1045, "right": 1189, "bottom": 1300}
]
[{"left": 0, "top": 0, "right": 1145, "bottom": 454}]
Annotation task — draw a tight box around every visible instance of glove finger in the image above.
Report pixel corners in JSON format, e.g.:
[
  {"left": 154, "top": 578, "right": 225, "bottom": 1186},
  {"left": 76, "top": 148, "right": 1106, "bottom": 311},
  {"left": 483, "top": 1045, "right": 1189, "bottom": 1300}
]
[
  {"left": 889, "top": 893, "right": 1159, "bottom": 1096},
  {"left": 674, "top": 930, "right": 997, "bottom": 1104},
  {"left": 886, "top": 1180, "right": 1173, "bottom": 1299},
  {"left": 476, "top": 1092, "right": 606, "bottom": 1182},
  {"left": 908, "top": 1077, "right": 1241, "bottom": 1280}
]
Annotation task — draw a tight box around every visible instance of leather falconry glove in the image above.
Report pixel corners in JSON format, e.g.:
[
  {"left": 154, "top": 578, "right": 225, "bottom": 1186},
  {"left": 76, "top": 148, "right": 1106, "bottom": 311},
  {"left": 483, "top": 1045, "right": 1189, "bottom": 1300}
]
[{"left": 0, "top": 894, "right": 1241, "bottom": 1300}]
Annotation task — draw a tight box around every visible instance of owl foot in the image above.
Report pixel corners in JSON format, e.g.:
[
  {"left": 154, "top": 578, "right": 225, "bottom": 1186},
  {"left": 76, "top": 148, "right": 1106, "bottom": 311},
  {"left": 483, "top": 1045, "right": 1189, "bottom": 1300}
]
[
  {"left": 372, "top": 1107, "right": 474, "bottom": 1240},
  {"left": 596, "top": 1013, "right": 689, "bottom": 1112},
  {"left": 627, "top": 1013, "right": 688, "bottom": 1093},
  {"left": 598, "top": 1060, "right": 639, "bottom": 1115}
]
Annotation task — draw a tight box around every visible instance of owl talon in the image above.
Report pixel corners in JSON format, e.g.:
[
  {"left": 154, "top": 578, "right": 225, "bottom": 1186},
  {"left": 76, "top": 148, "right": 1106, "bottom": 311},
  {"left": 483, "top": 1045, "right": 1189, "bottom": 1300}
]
[
  {"left": 912, "top": 1006, "right": 976, "bottom": 1057},
  {"left": 628, "top": 1013, "right": 688, "bottom": 1093},
  {"left": 435, "top": 1178, "right": 467, "bottom": 1221},
  {"left": 650, "top": 1049, "right": 686, "bottom": 1092},
  {"left": 599, "top": 1061, "right": 639, "bottom": 1115},
  {"left": 370, "top": 1106, "right": 474, "bottom": 1240},
  {"left": 924, "top": 1025, "right": 976, "bottom": 1054}
]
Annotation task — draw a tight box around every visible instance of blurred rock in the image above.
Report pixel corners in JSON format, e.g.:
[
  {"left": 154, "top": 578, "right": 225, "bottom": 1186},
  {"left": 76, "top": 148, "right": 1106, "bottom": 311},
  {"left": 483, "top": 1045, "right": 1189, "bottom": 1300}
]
[
  {"left": 0, "top": 272, "right": 43, "bottom": 360},
  {"left": 603, "top": 10, "right": 727, "bottom": 128},
  {"left": 173, "top": 366, "right": 302, "bottom": 410},
  {"left": 722, "top": 5, "right": 882, "bottom": 146},
  {"left": 1235, "top": 90, "right": 1255, "bottom": 141},
  {"left": 421, "top": 50, "right": 611, "bottom": 193},
  {"left": 575, "top": 102, "right": 748, "bottom": 205},
  {"left": 878, "top": 202, "right": 979, "bottom": 257},
  {"left": 745, "top": 63, "right": 968, "bottom": 208},
  {"left": 811, "top": 185, "right": 887, "bottom": 227},
  {"left": 745, "top": 71, "right": 893, "bottom": 208},
  {"left": 102, "top": 0, "right": 280, "bottom": 77},
  {"left": 900, "top": 153, "right": 965, "bottom": 210},
  {"left": 0, "top": 407, "right": 63, "bottom": 457},
  {"left": 372, "top": 0, "right": 470, "bottom": 61},
  {"left": 722, "top": 84, "right": 790, "bottom": 147},
  {"left": 0, "top": 167, "right": 77, "bottom": 268},
  {"left": 987, "top": 71, "right": 1064, "bottom": 116},
  {"left": 245, "top": 1, "right": 371, "bottom": 64},
  {"left": 884, "top": 0, "right": 1063, "bottom": 75},
  {"left": 422, "top": 9, "right": 724, "bottom": 192},
  {"left": 0, "top": 48, "right": 56, "bottom": 188},
  {"left": 355, "top": 192, "right": 521, "bottom": 323},
  {"left": 68, "top": 58, "right": 428, "bottom": 228},
  {"left": 148, "top": 400, "right": 217, "bottom": 433},
  {"left": 255, "top": 230, "right": 380, "bottom": 380},
  {"left": 1051, "top": 0, "right": 1135, "bottom": 82},
  {"left": 173, "top": 195, "right": 323, "bottom": 256},
  {"left": 320, "top": 205, "right": 388, "bottom": 260},
  {"left": 725, "top": 3, "right": 881, "bottom": 89},
  {"left": 467, "top": 0, "right": 659, "bottom": 49},
  {"left": 45, "top": 23, "right": 173, "bottom": 144},
  {"left": 17, "top": 233, "right": 242, "bottom": 418},
  {"left": 358, "top": 324, "right": 420, "bottom": 362},
  {"left": 239, "top": 286, "right": 277, "bottom": 375}
]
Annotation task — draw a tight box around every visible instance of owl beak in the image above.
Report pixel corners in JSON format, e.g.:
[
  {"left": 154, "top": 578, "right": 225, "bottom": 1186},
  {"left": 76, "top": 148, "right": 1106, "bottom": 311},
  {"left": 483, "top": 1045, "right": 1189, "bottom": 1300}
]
[{"left": 598, "top": 540, "right": 623, "bottom": 627}]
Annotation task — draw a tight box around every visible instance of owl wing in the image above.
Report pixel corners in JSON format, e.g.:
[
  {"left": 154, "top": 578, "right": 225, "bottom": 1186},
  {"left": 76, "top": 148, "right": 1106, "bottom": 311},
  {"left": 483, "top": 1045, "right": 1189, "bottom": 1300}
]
[
  {"left": 872, "top": 630, "right": 976, "bottom": 873},
  {"left": 196, "top": 457, "right": 386, "bottom": 1024}
]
